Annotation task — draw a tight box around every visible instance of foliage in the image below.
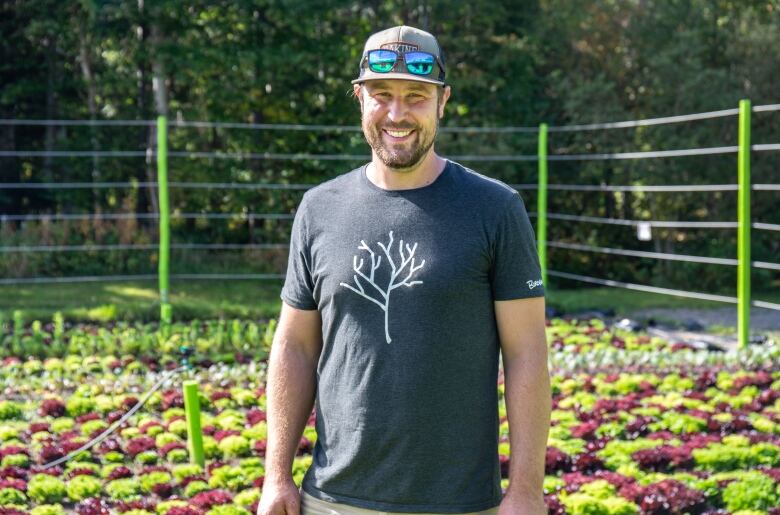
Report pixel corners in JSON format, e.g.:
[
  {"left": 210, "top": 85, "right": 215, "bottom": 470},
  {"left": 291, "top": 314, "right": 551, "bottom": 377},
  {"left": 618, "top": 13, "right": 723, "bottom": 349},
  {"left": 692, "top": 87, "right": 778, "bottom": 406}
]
[
  {"left": 155, "top": 432, "right": 181, "bottom": 447},
  {"left": 103, "top": 451, "right": 125, "bottom": 464},
  {"left": 559, "top": 490, "right": 638, "bottom": 515},
  {"left": 721, "top": 472, "right": 780, "bottom": 512},
  {"left": 0, "top": 487, "right": 27, "bottom": 506},
  {"left": 139, "top": 471, "right": 172, "bottom": 493},
  {"left": 0, "top": 453, "right": 29, "bottom": 468},
  {"left": 208, "top": 465, "right": 253, "bottom": 491},
  {"left": 205, "top": 505, "right": 251, "bottom": 515},
  {"left": 242, "top": 422, "right": 267, "bottom": 441},
  {"left": 66, "top": 397, "right": 96, "bottom": 417},
  {"left": 65, "top": 461, "right": 100, "bottom": 474},
  {"left": 233, "top": 487, "right": 261, "bottom": 507},
  {"left": 184, "top": 480, "right": 210, "bottom": 498},
  {"left": 66, "top": 474, "right": 103, "bottom": 501},
  {"left": 1, "top": 327, "right": 779, "bottom": 512},
  {"left": 218, "top": 435, "right": 251, "bottom": 459},
  {"left": 135, "top": 450, "right": 159, "bottom": 465},
  {"left": 0, "top": 401, "right": 23, "bottom": 421},
  {"left": 0, "top": 425, "right": 20, "bottom": 440},
  {"left": 156, "top": 500, "right": 190, "bottom": 514},
  {"left": 104, "top": 478, "right": 141, "bottom": 500},
  {"left": 190, "top": 489, "right": 233, "bottom": 510},
  {"left": 29, "top": 504, "right": 66, "bottom": 515},
  {"left": 26, "top": 474, "right": 67, "bottom": 504},
  {"left": 80, "top": 419, "right": 108, "bottom": 436},
  {"left": 693, "top": 442, "right": 780, "bottom": 471},
  {"left": 0, "top": 316, "right": 273, "bottom": 361},
  {"left": 202, "top": 435, "right": 220, "bottom": 459},
  {"left": 172, "top": 463, "right": 203, "bottom": 482},
  {"left": 167, "top": 448, "right": 188, "bottom": 463},
  {"left": 1, "top": 1, "right": 778, "bottom": 292}
]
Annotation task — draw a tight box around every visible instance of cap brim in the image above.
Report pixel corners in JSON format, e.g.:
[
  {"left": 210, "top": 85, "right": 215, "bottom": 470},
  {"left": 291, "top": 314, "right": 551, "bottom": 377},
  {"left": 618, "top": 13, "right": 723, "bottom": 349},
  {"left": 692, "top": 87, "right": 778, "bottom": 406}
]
[{"left": 352, "top": 71, "right": 445, "bottom": 86}]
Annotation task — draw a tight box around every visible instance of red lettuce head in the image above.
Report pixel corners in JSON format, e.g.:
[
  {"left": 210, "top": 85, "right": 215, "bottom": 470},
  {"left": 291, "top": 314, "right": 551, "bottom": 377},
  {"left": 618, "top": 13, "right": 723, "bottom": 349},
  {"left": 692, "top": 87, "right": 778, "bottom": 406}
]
[
  {"left": 40, "top": 399, "right": 66, "bottom": 417},
  {"left": 190, "top": 489, "right": 233, "bottom": 509},
  {"left": 126, "top": 436, "right": 156, "bottom": 457}
]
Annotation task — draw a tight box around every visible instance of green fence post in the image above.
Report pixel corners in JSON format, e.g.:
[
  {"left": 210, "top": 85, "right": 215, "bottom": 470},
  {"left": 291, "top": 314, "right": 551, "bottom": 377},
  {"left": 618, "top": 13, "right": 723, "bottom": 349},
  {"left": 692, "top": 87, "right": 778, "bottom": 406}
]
[
  {"left": 537, "top": 123, "right": 549, "bottom": 289},
  {"left": 157, "top": 115, "right": 172, "bottom": 324},
  {"left": 737, "top": 100, "right": 751, "bottom": 349},
  {"left": 183, "top": 380, "right": 205, "bottom": 467}
]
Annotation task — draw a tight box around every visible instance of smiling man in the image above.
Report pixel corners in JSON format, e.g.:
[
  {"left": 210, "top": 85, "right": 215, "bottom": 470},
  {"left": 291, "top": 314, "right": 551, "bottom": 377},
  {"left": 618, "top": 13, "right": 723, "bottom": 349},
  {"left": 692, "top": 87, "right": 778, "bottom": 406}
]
[{"left": 258, "top": 25, "right": 550, "bottom": 515}]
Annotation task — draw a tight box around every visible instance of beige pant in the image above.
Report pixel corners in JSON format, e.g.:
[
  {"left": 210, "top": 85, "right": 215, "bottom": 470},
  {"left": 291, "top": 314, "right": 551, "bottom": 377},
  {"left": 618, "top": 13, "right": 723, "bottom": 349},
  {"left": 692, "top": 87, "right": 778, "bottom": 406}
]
[{"left": 300, "top": 490, "right": 500, "bottom": 515}]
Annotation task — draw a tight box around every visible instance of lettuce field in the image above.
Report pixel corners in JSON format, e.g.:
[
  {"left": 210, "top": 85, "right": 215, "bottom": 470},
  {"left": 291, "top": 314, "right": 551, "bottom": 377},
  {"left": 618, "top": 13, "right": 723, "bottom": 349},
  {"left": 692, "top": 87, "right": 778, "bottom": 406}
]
[{"left": 0, "top": 317, "right": 779, "bottom": 514}]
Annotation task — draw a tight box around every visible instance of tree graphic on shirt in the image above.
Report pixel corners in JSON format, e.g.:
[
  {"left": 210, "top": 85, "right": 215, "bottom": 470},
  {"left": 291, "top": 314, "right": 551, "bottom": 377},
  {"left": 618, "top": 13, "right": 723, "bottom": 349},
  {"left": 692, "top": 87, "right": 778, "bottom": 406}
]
[{"left": 339, "top": 231, "right": 425, "bottom": 343}]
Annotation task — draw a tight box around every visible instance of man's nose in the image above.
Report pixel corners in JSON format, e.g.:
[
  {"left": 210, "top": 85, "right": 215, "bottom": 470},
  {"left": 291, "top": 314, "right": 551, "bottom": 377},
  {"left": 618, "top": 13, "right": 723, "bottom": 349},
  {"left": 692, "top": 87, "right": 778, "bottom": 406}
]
[{"left": 386, "top": 97, "right": 408, "bottom": 122}]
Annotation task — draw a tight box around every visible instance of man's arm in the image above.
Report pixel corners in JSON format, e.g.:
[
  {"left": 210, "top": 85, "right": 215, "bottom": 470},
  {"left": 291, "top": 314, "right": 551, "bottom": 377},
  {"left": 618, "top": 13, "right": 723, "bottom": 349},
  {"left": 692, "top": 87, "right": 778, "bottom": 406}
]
[
  {"left": 259, "top": 302, "right": 322, "bottom": 515},
  {"left": 495, "top": 296, "right": 550, "bottom": 515}
]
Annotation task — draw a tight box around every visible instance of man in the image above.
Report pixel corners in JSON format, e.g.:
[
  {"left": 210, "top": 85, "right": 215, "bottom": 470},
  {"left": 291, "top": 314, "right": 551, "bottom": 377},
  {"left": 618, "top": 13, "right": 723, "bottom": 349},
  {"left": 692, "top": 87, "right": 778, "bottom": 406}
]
[{"left": 258, "top": 25, "right": 550, "bottom": 515}]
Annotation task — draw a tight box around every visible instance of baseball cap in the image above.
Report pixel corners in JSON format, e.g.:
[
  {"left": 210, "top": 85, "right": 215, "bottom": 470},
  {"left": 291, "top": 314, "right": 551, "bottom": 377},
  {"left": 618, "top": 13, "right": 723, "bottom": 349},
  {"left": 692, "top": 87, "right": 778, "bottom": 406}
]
[{"left": 352, "top": 25, "right": 446, "bottom": 86}]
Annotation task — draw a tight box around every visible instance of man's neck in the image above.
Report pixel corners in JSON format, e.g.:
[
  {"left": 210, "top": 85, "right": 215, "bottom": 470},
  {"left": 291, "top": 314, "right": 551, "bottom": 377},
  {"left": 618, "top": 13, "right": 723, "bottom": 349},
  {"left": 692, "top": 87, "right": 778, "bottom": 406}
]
[{"left": 366, "top": 151, "right": 446, "bottom": 191}]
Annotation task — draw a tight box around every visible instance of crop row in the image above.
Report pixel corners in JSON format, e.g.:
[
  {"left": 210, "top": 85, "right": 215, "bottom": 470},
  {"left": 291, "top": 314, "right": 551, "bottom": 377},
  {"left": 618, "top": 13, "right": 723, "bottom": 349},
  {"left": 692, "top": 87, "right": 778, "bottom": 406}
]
[
  {"left": 0, "top": 346, "right": 778, "bottom": 513},
  {"left": 2, "top": 314, "right": 778, "bottom": 373}
]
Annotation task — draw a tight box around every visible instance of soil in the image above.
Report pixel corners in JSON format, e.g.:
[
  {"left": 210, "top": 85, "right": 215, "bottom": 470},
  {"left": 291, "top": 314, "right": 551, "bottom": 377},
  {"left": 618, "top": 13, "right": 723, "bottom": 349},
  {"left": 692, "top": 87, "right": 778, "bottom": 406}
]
[
  {"left": 623, "top": 306, "right": 779, "bottom": 351},
  {"left": 557, "top": 305, "right": 779, "bottom": 351}
]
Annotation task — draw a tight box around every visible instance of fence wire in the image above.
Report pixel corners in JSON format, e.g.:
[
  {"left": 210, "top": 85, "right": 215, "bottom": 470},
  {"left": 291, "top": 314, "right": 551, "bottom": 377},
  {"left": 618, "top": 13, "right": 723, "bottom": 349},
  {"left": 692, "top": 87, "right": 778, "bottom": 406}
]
[
  {"left": 548, "top": 270, "right": 780, "bottom": 311},
  {"left": 536, "top": 212, "right": 739, "bottom": 229},
  {"left": 547, "top": 108, "right": 739, "bottom": 132},
  {"left": 511, "top": 183, "right": 741, "bottom": 193},
  {"left": 1, "top": 104, "right": 778, "bottom": 312},
  {"left": 549, "top": 241, "right": 780, "bottom": 271},
  {"left": 1, "top": 102, "right": 777, "bottom": 131},
  {"left": 4, "top": 143, "right": 775, "bottom": 162},
  {"left": 753, "top": 222, "right": 780, "bottom": 232},
  {"left": 0, "top": 182, "right": 314, "bottom": 190},
  {"left": 1, "top": 213, "right": 293, "bottom": 222},
  {"left": 0, "top": 243, "right": 288, "bottom": 253},
  {"left": 0, "top": 273, "right": 285, "bottom": 285},
  {"left": 3, "top": 181, "right": 775, "bottom": 193}
]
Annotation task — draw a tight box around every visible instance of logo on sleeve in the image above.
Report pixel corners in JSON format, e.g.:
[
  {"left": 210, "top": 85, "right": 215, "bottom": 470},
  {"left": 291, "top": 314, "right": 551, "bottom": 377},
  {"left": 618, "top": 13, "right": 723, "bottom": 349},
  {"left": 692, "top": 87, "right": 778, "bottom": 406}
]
[{"left": 526, "top": 279, "right": 543, "bottom": 290}]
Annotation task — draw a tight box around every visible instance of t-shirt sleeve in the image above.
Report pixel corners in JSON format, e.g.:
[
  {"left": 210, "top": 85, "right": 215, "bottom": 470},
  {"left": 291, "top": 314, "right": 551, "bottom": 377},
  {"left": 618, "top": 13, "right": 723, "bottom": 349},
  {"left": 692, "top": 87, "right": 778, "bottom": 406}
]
[
  {"left": 280, "top": 199, "right": 318, "bottom": 310},
  {"left": 490, "top": 193, "right": 545, "bottom": 300}
]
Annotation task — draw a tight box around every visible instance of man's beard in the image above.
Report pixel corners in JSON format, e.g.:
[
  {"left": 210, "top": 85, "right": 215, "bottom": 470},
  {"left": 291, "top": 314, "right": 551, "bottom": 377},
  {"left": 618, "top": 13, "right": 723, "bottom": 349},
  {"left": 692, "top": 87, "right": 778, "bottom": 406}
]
[{"left": 363, "top": 118, "right": 438, "bottom": 171}]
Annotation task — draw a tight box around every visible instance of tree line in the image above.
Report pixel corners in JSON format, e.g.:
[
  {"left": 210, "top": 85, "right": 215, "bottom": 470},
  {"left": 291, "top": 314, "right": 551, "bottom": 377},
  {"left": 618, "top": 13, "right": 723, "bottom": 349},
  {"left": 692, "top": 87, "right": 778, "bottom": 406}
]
[{"left": 1, "top": 0, "right": 778, "bottom": 294}]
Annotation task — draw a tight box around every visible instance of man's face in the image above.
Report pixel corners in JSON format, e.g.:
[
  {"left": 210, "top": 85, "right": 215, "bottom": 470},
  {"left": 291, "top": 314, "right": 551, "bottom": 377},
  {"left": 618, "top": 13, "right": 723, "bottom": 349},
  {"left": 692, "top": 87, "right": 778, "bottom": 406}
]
[{"left": 355, "top": 79, "right": 450, "bottom": 171}]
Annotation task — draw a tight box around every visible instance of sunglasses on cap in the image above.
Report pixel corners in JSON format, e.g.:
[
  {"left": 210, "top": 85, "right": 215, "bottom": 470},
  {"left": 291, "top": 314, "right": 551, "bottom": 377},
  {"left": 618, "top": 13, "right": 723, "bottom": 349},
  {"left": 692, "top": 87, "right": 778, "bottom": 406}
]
[{"left": 361, "top": 49, "right": 445, "bottom": 81}]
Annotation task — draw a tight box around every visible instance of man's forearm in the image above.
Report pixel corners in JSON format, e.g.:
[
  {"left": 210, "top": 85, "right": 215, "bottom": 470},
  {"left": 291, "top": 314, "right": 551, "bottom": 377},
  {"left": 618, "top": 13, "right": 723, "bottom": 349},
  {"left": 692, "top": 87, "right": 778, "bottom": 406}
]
[
  {"left": 502, "top": 348, "right": 551, "bottom": 498},
  {"left": 264, "top": 335, "right": 318, "bottom": 484}
]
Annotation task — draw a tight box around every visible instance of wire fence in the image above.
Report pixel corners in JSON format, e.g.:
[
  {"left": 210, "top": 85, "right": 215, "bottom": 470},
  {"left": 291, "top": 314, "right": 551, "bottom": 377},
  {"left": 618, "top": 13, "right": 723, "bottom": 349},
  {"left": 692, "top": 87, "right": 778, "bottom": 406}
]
[
  {"left": 0, "top": 243, "right": 289, "bottom": 253},
  {"left": 4, "top": 144, "right": 780, "bottom": 162},
  {"left": 1, "top": 213, "right": 294, "bottom": 222},
  {"left": 1, "top": 101, "right": 778, "bottom": 345}
]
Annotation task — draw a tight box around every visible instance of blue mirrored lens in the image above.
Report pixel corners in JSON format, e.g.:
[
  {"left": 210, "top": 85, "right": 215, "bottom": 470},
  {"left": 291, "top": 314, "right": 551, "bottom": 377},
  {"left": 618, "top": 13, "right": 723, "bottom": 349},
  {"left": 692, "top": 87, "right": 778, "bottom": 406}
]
[
  {"left": 404, "top": 52, "right": 435, "bottom": 75},
  {"left": 368, "top": 50, "right": 398, "bottom": 73}
]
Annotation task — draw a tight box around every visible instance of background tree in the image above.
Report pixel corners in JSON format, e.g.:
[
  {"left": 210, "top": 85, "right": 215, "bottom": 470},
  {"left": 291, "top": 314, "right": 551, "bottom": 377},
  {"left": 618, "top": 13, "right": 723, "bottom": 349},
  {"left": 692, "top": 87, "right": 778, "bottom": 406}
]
[{"left": 0, "top": 0, "right": 777, "bottom": 293}]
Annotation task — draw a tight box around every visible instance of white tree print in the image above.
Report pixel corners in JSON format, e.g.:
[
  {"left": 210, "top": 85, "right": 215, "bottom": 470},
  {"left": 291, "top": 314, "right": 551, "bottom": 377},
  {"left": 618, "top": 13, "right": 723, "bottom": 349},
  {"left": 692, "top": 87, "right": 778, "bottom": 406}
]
[{"left": 339, "top": 231, "right": 425, "bottom": 343}]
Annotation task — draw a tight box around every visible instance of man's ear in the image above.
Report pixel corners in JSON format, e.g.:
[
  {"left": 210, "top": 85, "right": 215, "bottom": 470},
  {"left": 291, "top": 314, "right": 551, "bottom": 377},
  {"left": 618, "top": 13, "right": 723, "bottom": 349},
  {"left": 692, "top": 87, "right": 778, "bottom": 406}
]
[
  {"left": 353, "top": 84, "right": 363, "bottom": 113},
  {"left": 438, "top": 85, "right": 452, "bottom": 119}
]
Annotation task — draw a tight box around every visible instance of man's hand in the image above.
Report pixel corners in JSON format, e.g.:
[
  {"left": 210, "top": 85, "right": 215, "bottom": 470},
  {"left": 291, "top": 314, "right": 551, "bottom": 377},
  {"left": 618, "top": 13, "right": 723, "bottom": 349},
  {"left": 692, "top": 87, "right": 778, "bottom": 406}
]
[
  {"left": 495, "top": 297, "right": 550, "bottom": 515},
  {"left": 498, "top": 491, "right": 548, "bottom": 515},
  {"left": 257, "top": 478, "right": 301, "bottom": 515},
  {"left": 259, "top": 302, "right": 321, "bottom": 515}
]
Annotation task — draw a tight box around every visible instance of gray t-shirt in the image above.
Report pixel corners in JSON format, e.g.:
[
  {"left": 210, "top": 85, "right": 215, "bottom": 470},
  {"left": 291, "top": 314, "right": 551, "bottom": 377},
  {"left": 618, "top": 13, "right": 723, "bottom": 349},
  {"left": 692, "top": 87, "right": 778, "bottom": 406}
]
[{"left": 281, "top": 160, "right": 544, "bottom": 513}]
